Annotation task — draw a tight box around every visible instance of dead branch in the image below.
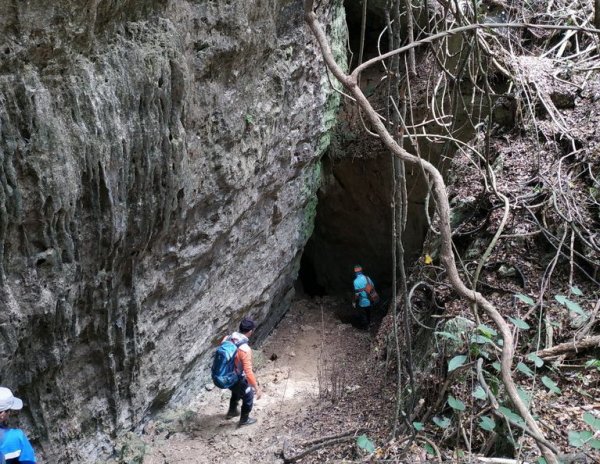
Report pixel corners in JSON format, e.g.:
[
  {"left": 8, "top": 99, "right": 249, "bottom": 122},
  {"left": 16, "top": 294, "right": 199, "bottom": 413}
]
[
  {"left": 303, "top": 2, "right": 559, "bottom": 462},
  {"left": 532, "top": 335, "right": 600, "bottom": 360},
  {"left": 281, "top": 428, "right": 366, "bottom": 463}
]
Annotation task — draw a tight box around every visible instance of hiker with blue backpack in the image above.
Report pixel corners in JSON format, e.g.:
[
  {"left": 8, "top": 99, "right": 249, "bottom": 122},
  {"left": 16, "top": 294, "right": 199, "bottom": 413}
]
[
  {"left": 0, "top": 387, "right": 36, "bottom": 463},
  {"left": 352, "top": 264, "right": 380, "bottom": 329},
  {"left": 212, "top": 317, "right": 262, "bottom": 426}
]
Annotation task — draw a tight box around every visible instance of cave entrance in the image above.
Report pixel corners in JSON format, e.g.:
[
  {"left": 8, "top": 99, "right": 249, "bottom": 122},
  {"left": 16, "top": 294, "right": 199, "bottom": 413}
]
[
  {"left": 297, "top": 149, "right": 430, "bottom": 299},
  {"left": 297, "top": 1, "right": 434, "bottom": 300}
]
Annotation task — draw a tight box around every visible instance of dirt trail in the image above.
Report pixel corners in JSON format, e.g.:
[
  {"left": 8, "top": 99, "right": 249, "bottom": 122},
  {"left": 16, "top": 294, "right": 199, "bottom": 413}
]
[{"left": 142, "top": 296, "right": 372, "bottom": 464}]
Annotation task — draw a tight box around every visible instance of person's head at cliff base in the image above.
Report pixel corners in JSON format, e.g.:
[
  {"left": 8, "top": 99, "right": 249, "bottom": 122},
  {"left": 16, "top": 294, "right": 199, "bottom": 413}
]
[
  {"left": 239, "top": 317, "right": 256, "bottom": 335},
  {"left": 353, "top": 264, "right": 363, "bottom": 274},
  {"left": 0, "top": 387, "right": 23, "bottom": 426},
  {"left": 0, "top": 387, "right": 23, "bottom": 413}
]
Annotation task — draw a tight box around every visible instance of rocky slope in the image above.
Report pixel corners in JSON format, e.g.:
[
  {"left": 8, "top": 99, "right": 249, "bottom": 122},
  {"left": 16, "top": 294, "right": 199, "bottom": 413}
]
[{"left": 0, "top": 0, "right": 346, "bottom": 460}]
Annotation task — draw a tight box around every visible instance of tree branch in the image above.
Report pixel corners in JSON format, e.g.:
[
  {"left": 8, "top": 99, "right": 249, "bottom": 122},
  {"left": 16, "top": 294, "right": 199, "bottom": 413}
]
[{"left": 532, "top": 335, "right": 600, "bottom": 360}]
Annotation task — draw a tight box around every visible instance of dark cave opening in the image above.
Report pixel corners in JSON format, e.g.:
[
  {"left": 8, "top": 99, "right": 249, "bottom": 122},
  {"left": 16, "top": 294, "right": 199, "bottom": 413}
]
[
  {"left": 297, "top": 151, "right": 430, "bottom": 299},
  {"left": 298, "top": 251, "right": 326, "bottom": 297},
  {"left": 297, "top": 1, "right": 435, "bottom": 301}
]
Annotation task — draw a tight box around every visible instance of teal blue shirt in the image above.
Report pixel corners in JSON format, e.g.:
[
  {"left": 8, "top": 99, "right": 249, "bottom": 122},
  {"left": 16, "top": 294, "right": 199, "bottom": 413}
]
[{"left": 353, "top": 273, "right": 373, "bottom": 308}]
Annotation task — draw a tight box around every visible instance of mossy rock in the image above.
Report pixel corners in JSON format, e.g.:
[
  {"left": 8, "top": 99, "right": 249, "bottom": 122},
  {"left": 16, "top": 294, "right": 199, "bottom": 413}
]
[{"left": 440, "top": 316, "right": 475, "bottom": 354}]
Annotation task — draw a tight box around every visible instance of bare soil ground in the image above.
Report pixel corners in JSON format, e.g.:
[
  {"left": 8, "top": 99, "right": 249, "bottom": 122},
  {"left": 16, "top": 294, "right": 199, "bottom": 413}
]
[{"left": 141, "top": 296, "right": 380, "bottom": 464}]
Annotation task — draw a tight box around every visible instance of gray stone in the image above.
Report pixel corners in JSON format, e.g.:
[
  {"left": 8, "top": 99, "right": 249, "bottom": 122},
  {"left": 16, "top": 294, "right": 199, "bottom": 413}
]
[{"left": 0, "top": 0, "right": 347, "bottom": 461}]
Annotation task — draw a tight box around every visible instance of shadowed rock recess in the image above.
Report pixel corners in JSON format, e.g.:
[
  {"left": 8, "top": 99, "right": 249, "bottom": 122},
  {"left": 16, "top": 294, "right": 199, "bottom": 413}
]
[{"left": 0, "top": 0, "right": 346, "bottom": 460}]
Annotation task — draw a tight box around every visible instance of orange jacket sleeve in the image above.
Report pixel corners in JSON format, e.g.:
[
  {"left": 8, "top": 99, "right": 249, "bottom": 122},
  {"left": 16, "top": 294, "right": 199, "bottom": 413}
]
[{"left": 236, "top": 345, "right": 258, "bottom": 389}]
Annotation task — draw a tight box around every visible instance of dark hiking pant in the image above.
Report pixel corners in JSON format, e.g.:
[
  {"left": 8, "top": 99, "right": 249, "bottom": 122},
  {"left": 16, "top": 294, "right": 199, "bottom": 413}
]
[
  {"left": 359, "top": 305, "right": 371, "bottom": 328},
  {"left": 229, "top": 377, "right": 254, "bottom": 417}
]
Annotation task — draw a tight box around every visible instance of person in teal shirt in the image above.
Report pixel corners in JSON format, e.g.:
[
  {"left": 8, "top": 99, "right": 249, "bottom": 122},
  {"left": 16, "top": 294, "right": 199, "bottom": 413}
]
[
  {"left": 352, "top": 264, "right": 377, "bottom": 328},
  {"left": 0, "top": 387, "right": 36, "bottom": 464}
]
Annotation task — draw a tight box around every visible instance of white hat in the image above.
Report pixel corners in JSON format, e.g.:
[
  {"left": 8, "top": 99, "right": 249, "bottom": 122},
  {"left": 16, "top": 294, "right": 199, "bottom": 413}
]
[{"left": 0, "top": 387, "right": 24, "bottom": 412}]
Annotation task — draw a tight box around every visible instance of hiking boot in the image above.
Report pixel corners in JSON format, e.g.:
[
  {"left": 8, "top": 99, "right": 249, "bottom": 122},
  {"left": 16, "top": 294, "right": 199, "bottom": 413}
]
[
  {"left": 226, "top": 407, "right": 240, "bottom": 419},
  {"left": 238, "top": 416, "right": 257, "bottom": 427}
]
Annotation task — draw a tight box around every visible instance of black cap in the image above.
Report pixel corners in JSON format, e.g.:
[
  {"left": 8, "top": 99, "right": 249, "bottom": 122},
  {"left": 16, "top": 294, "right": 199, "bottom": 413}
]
[{"left": 239, "top": 317, "right": 256, "bottom": 333}]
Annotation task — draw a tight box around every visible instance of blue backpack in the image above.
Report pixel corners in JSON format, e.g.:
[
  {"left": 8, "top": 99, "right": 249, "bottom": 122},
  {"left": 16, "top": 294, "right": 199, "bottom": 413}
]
[{"left": 211, "top": 338, "right": 241, "bottom": 389}]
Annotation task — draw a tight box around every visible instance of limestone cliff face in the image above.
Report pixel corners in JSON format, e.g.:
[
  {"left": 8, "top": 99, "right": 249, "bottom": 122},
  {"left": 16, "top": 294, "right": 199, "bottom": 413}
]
[{"left": 0, "top": 0, "right": 345, "bottom": 460}]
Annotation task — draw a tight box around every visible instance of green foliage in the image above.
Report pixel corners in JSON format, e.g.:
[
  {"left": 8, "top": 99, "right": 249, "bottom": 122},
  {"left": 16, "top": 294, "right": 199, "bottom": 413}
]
[
  {"left": 499, "top": 406, "right": 525, "bottom": 426},
  {"left": 568, "top": 430, "right": 600, "bottom": 449},
  {"left": 447, "top": 395, "right": 466, "bottom": 411},
  {"left": 244, "top": 113, "right": 255, "bottom": 125},
  {"left": 472, "top": 385, "right": 487, "bottom": 400},
  {"left": 515, "top": 293, "right": 535, "bottom": 305},
  {"left": 541, "top": 376, "right": 561, "bottom": 394},
  {"left": 527, "top": 353, "right": 544, "bottom": 368},
  {"left": 554, "top": 295, "right": 588, "bottom": 318},
  {"left": 583, "top": 412, "right": 600, "bottom": 430},
  {"left": 477, "top": 324, "right": 497, "bottom": 338},
  {"left": 585, "top": 359, "right": 600, "bottom": 371},
  {"left": 435, "top": 331, "right": 460, "bottom": 342},
  {"left": 448, "top": 355, "right": 467, "bottom": 372},
  {"left": 508, "top": 316, "right": 530, "bottom": 330},
  {"left": 413, "top": 421, "right": 424, "bottom": 431},
  {"left": 433, "top": 416, "right": 451, "bottom": 429},
  {"left": 356, "top": 434, "right": 376, "bottom": 454},
  {"left": 516, "top": 362, "right": 534, "bottom": 377},
  {"left": 570, "top": 286, "right": 583, "bottom": 296},
  {"left": 479, "top": 415, "right": 495, "bottom": 431},
  {"left": 423, "top": 443, "right": 437, "bottom": 455}
]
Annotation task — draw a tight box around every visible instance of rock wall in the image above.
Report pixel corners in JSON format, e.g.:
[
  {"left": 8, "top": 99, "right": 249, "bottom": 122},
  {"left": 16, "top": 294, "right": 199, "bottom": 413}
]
[{"left": 0, "top": 0, "right": 345, "bottom": 460}]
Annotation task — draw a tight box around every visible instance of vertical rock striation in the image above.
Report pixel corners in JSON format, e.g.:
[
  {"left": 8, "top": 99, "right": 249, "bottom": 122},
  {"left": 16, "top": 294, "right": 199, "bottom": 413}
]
[{"left": 0, "top": 0, "right": 346, "bottom": 460}]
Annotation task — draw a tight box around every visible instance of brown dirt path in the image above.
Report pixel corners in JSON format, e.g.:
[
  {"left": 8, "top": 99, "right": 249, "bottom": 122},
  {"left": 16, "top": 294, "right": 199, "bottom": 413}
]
[{"left": 141, "top": 296, "right": 373, "bottom": 464}]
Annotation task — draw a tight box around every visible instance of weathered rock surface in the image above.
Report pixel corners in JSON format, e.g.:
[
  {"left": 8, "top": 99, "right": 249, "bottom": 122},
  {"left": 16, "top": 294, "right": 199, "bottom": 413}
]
[{"left": 0, "top": 0, "right": 345, "bottom": 460}]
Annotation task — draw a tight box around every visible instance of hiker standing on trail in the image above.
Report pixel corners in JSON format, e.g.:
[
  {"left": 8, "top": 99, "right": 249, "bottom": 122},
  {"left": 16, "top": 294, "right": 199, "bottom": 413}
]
[
  {"left": 0, "top": 387, "right": 36, "bottom": 464},
  {"left": 224, "top": 317, "right": 262, "bottom": 426},
  {"left": 352, "top": 265, "right": 379, "bottom": 328}
]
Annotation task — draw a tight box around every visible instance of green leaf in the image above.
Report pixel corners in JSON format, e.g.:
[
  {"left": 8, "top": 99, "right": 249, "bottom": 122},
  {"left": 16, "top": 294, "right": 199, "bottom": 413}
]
[
  {"left": 585, "top": 359, "right": 600, "bottom": 371},
  {"left": 435, "top": 331, "right": 460, "bottom": 341},
  {"left": 479, "top": 415, "right": 495, "bottom": 431},
  {"left": 423, "top": 443, "right": 437, "bottom": 455},
  {"left": 527, "top": 353, "right": 544, "bottom": 368},
  {"left": 537, "top": 458, "right": 547, "bottom": 464},
  {"left": 491, "top": 361, "right": 501, "bottom": 372},
  {"left": 471, "top": 334, "right": 492, "bottom": 344},
  {"left": 517, "top": 362, "right": 535, "bottom": 377},
  {"left": 555, "top": 294, "right": 568, "bottom": 305},
  {"left": 583, "top": 412, "right": 600, "bottom": 431},
  {"left": 541, "top": 376, "right": 561, "bottom": 394},
  {"left": 515, "top": 293, "right": 535, "bottom": 305},
  {"left": 356, "top": 434, "right": 376, "bottom": 454},
  {"left": 571, "top": 286, "right": 583, "bottom": 296},
  {"left": 448, "top": 395, "right": 466, "bottom": 411},
  {"left": 565, "top": 301, "right": 586, "bottom": 316},
  {"left": 477, "top": 324, "right": 497, "bottom": 338},
  {"left": 448, "top": 355, "right": 467, "bottom": 372},
  {"left": 473, "top": 385, "right": 487, "bottom": 400},
  {"left": 555, "top": 295, "right": 588, "bottom": 317},
  {"left": 432, "top": 416, "right": 451, "bottom": 429},
  {"left": 413, "top": 421, "right": 424, "bottom": 431},
  {"left": 499, "top": 406, "right": 525, "bottom": 426},
  {"left": 508, "top": 316, "right": 530, "bottom": 330},
  {"left": 569, "top": 430, "right": 593, "bottom": 448}
]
